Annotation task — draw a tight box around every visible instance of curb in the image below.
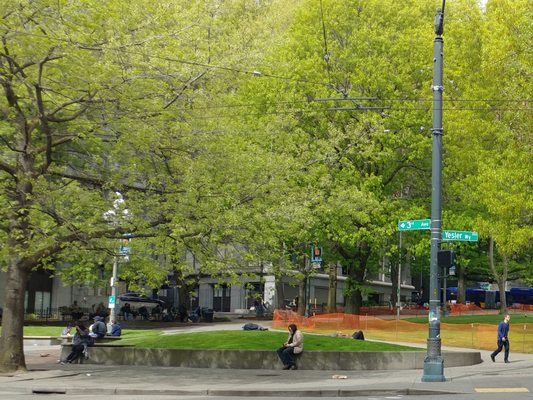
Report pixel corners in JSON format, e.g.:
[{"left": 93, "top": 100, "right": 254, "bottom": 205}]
[{"left": 22, "top": 386, "right": 463, "bottom": 397}]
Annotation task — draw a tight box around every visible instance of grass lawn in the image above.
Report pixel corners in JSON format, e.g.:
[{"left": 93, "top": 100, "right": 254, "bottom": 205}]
[
  {"left": 18, "top": 326, "right": 420, "bottom": 352},
  {"left": 18, "top": 314, "right": 532, "bottom": 353},
  {"left": 22, "top": 326, "right": 69, "bottom": 336},
  {"left": 124, "top": 330, "right": 422, "bottom": 351}
]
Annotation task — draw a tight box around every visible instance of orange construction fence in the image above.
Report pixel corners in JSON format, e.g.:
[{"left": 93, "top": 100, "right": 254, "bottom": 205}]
[{"left": 272, "top": 309, "right": 533, "bottom": 353}]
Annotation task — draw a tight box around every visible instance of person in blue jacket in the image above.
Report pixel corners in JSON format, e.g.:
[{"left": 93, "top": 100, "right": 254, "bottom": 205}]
[
  {"left": 490, "top": 314, "right": 511, "bottom": 363},
  {"left": 110, "top": 320, "right": 122, "bottom": 336}
]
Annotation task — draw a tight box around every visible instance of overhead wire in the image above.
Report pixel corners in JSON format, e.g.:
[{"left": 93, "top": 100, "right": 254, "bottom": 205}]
[
  {"left": 161, "top": 106, "right": 532, "bottom": 121},
  {"left": 5, "top": 29, "right": 330, "bottom": 88},
  {"left": 159, "top": 97, "right": 531, "bottom": 115},
  {"left": 5, "top": 30, "right": 531, "bottom": 117}
]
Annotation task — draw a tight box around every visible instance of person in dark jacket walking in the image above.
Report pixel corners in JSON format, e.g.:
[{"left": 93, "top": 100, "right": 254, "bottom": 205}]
[
  {"left": 490, "top": 314, "right": 511, "bottom": 363},
  {"left": 63, "top": 323, "right": 91, "bottom": 364}
]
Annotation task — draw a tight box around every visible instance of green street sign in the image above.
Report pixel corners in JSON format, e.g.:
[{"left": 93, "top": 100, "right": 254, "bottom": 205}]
[
  {"left": 108, "top": 295, "right": 116, "bottom": 305},
  {"left": 398, "top": 219, "right": 431, "bottom": 231},
  {"left": 442, "top": 230, "right": 478, "bottom": 241}
]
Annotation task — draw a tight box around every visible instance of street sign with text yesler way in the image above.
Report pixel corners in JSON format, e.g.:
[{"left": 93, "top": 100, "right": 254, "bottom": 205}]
[
  {"left": 398, "top": 219, "right": 431, "bottom": 231},
  {"left": 442, "top": 230, "right": 478, "bottom": 241}
]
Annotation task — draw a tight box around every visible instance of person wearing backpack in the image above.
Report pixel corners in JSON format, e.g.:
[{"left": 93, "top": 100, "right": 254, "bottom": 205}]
[{"left": 90, "top": 316, "right": 107, "bottom": 339}]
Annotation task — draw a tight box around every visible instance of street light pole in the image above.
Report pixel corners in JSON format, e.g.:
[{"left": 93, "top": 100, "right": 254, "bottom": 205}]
[
  {"left": 422, "top": 0, "right": 446, "bottom": 382},
  {"left": 397, "top": 231, "right": 402, "bottom": 320},
  {"left": 305, "top": 255, "right": 311, "bottom": 317},
  {"left": 109, "top": 252, "right": 119, "bottom": 323},
  {"left": 104, "top": 192, "right": 129, "bottom": 324}
]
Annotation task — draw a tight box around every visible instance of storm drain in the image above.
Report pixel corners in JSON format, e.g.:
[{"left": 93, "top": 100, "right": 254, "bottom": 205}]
[{"left": 32, "top": 389, "right": 67, "bottom": 395}]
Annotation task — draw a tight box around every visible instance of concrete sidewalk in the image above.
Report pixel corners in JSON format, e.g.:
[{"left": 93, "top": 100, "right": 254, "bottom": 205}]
[
  {"left": 3, "top": 320, "right": 531, "bottom": 397},
  {"left": 2, "top": 345, "right": 529, "bottom": 397}
]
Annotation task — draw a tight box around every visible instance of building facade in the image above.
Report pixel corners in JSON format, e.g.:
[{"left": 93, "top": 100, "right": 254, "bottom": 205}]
[{"left": 0, "top": 258, "right": 415, "bottom": 317}]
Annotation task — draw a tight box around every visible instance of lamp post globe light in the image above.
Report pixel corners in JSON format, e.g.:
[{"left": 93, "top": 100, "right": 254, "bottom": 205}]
[{"left": 103, "top": 192, "right": 130, "bottom": 324}]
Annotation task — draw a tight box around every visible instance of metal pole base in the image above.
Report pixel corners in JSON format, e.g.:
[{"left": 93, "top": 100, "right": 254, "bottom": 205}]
[{"left": 422, "top": 356, "right": 445, "bottom": 382}]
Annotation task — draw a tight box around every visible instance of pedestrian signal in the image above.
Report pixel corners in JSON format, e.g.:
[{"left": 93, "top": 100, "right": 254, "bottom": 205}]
[
  {"left": 437, "top": 250, "right": 456, "bottom": 269},
  {"left": 311, "top": 246, "right": 323, "bottom": 263}
]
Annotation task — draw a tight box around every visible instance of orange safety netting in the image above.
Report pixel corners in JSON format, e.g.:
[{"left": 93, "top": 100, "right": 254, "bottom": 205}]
[
  {"left": 272, "top": 309, "right": 533, "bottom": 353},
  {"left": 509, "top": 304, "right": 533, "bottom": 312},
  {"left": 448, "top": 303, "right": 483, "bottom": 314},
  {"left": 281, "top": 304, "right": 491, "bottom": 317}
]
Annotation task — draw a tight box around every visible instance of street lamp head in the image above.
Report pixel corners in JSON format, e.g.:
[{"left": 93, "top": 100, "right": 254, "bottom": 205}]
[{"left": 435, "top": 9, "right": 444, "bottom": 35}]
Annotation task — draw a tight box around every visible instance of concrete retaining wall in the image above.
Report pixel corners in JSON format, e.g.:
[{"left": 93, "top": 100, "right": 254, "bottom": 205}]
[{"left": 61, "top": 346, "right": 482, "bottom": 370}]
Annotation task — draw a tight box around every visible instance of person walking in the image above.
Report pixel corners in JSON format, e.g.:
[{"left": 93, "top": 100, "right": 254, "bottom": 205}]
[
  {"left": 276, "top": 323, "right": 304, "bottom": 370},
  {"left": 491, "top": 314, "right": 511, "bottom": 363},
  {"left": 121, "top": 303, "right": 133, "bottom": 320}
]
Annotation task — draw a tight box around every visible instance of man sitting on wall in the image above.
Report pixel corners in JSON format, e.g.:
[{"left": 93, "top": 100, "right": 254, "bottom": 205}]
[{"left": 90, "top": 316, "right": 107, "bottom": 339}]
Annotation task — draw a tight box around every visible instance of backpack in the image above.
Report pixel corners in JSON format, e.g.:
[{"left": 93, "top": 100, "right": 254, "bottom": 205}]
[{"left": 352, "top": 330, "right": 365, "bottom": 340}]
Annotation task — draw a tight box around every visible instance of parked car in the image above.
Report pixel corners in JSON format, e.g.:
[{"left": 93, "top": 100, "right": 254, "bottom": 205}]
[{"left": 118, "top": 292, "right": 166, "bottom": 307}]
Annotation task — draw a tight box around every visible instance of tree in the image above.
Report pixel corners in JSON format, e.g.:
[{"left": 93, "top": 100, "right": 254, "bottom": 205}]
[
  {"left": 0, "top": 0, "right": 288, "bottom": 372},
  {"left": 1, "top": 0, "right": 317, "bottom": 371},
  {"left": 444, "top": 0, "right": 532, "bottom": 313},
  {"left": 0, "top": 1, "right": 143, "bottom": 371},
  {"left": 235, "top": 0, "right": 440, "bottom": 313}
]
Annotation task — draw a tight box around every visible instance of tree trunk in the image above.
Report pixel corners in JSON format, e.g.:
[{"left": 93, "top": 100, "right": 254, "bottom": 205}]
[
  {"left": 457, "top": 263, "right": 466, "bottom": 304},
  {"left": 0, "top": 175, "right": 33, "bottom": 372},
  {"left": 488, "top": 235, "right": 508, "bottom": 314},
  {"left": 344, "top": 286, "right": 363, "bottom": 314},
  {"left": 327, "top": 263, "right": 337, "bottom": 313},
  {"left": 275, "top": 279, "right": 285, "bottom": 309},
  {"left": 0, "top": 262, "right": 30, "bottom": 372},
  {"left": 297, "top": 277, "right": 306, "bottom": 316},
  {"left": 177, "top": 284, "right": 190, "bottom": 309},
  {"left": 343, "top": 242, "right": 370, "bottom": 315},
  {"left": 390, "top": 257, "right": 399, "bottom": 310}
]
